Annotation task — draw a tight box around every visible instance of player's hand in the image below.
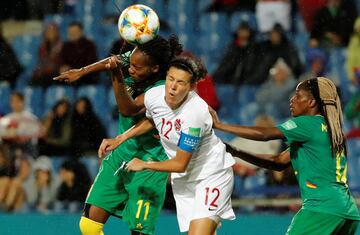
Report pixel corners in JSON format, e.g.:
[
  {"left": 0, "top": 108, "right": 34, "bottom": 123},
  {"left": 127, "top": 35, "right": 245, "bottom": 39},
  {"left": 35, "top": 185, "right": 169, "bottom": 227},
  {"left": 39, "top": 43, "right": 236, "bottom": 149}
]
[
  {"left": 98, "top": 136, "right": 125, "bottom": 158},
  {"left": 125, "top": 158, "right": 146, "bottom": 172},
  {"left": 105, "top": 55, "right": 121, "bottom": 70},
  {"left": 208, "top": 106, "right": 221, "bottom": 128},
  {"left": 53, "top": 69, "right": 82, "bottom": 83}
]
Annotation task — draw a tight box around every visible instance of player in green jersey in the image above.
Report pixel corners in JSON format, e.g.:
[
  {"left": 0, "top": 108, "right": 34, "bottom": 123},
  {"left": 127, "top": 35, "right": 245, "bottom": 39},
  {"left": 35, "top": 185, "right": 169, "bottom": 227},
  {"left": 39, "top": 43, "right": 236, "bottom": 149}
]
[
  {"left": 54, "top": 35, "right": 183, "bottom": 235},
  {"left": 209, "top": 77, "right": 359, "bottom": 235}
]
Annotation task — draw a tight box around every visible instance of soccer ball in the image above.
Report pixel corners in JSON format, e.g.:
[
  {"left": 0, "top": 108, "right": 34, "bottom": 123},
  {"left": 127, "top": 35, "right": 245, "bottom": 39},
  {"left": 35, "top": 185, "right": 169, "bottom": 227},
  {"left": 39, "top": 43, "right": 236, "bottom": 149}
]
[{"left": 118, "top": 4, "right": 160, "bottom": 45}]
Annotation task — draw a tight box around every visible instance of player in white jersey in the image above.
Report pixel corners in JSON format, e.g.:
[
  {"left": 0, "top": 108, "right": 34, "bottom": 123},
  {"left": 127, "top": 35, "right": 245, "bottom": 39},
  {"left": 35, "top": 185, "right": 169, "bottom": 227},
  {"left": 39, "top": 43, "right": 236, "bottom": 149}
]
[{"left": 99, "top": 56, "right": 235, "bottom": 235}]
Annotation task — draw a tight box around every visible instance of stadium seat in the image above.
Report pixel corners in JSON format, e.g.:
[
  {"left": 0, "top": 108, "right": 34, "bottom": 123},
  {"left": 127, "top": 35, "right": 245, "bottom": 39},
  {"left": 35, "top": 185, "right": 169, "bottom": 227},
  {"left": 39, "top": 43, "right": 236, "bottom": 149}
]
[
  {"left": 50, "top": 156, "right": 66, "bottom": 173},
  {"left": 102, "top": 0, "right": 133, "bottom": 18},
  {"left": 79, "top": 155, "right": 100, "bottom": 180},
  {"left": 76, "top": 85, "right": 110, "bottom": 124},
  {"left": 0, "top": 82, "right": 11, "bottom": 115},
  {"left": 44, "top": 85, "right": 75, "bottom": 112},
  {"left": 347, "top": 139, "right": 360, "bottom": 193},
  {"left": 11, "top": 35, "right": 40, "bottom": 71},
  {"left": 215, "top": 84, "right": 239, "bottom": 119},
  {"left": 23, "top": 86, "right": 44, "bottom": 118},
  {"left": 230, "top": 11, "right": 257, "bottom": 32}
]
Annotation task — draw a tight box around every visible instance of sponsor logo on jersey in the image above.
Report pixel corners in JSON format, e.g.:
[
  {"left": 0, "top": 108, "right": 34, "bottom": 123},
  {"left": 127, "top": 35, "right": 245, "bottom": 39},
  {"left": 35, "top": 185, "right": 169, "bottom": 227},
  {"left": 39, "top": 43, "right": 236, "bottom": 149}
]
[
  {"left": 175, "top": 119, "right": 181, "bottom": 132},
  {"left": 321, "top": 123, "right": 328, "bottom": 132}
]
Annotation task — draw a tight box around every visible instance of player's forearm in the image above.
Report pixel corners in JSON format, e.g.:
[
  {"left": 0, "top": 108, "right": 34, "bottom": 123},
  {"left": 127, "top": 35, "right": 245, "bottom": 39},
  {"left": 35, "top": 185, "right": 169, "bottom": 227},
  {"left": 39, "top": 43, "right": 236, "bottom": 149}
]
[
  {"left": 79, "top": 57, "right": 113, "bottom": 76},
  {"left": 144, "top": 149, "right": 191, "bottom": 173},
  {"left": 225, "top": 143, "right": 289, "bottom": 171},
  {"left": 111, "top": 70, "right": 144, "bottom": 116},
  {"left": 144, "top": 159, "right": 187, "bottom": 173},
  {"left": 216, "top": 123, "right": 273, "bottom": 141},
  {"left": 121, "top": 118, "right": 154, "bottom": 140}
]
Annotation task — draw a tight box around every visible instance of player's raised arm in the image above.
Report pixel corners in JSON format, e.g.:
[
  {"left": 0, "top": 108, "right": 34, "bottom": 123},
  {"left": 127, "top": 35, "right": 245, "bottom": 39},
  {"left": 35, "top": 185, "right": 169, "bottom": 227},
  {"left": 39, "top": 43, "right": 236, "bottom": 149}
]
[
  {"left": 108, "top": 54, "right": 146, "bottom": 117},
  {"left": 53, "top": 56, "right": 118, "bottom": 83}
]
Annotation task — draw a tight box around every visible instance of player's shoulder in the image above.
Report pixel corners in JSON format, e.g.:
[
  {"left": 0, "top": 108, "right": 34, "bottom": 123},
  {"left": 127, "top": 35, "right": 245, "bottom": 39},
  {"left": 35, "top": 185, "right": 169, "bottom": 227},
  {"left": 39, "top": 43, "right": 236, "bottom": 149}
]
[
  {"left": 144, "top": 85, "right": 165, "bottom": 107},
  {"left": 183, "top": 92, "right": 209, "bottom": 116},
  {"left": 190, "top": 92, "right": 208, "bottom": 110},
  {"left": 145, "top": 85, "right": 164, "bottom": 98},
  {"left": 279, "top": 115, "right": 323, "bottom": 131}
]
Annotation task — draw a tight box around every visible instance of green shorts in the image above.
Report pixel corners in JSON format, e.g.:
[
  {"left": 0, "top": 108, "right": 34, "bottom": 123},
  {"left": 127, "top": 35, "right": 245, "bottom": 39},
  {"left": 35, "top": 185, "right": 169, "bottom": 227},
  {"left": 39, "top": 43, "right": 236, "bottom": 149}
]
[
  {"left": 286, "top": 209, "right": 359, "bottom": 235},
  {"left": 85, "top": 153, "right": 168, "bottom": 235}
]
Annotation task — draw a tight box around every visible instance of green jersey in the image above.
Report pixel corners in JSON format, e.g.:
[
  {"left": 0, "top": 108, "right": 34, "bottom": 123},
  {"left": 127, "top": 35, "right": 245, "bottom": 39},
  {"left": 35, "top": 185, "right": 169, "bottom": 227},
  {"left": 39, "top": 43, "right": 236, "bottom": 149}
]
[
  {"left": 277, "top": 115, "right": 360, "bottom": 220},
  {"left": 86, "top": 77, "right": 169, "bottom": 234},
  {"left": 113, "top": 78, "right": 168, "bottom": 162}
]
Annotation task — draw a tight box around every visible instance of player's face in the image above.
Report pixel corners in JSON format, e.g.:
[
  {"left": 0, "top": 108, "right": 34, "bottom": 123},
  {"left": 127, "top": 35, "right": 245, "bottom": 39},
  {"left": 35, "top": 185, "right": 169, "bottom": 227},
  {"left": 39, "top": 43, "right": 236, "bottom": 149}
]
[
  {"left": 165, "top": 67, "right": 194, "bottom": 109},
  {"left": 128, "top": 48, "right": 159, "bottom": 82},
  {"left": 290, "top": 83, "right": 314, "bottom": 117}
]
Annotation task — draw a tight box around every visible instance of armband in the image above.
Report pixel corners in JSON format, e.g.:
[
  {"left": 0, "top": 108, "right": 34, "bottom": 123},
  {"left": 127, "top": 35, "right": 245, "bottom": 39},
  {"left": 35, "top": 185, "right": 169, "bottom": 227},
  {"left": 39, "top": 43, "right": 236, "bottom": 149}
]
[{"left": 177, "top": 132, "right": 201, "bottom": 153}]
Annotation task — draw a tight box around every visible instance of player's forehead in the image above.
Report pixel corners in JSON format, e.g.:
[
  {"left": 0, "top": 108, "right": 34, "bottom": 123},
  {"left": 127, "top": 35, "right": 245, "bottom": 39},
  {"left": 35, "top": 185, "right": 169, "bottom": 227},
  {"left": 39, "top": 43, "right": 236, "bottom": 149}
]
[
  {"left": 295, "top": 83, "right": 312, "bottom": 98},
  {"left": 130, "top": 48, "right": 150, "bottom": 66},
  {"left": 167, "top": 67, "right": 191, "bottom": 82}
]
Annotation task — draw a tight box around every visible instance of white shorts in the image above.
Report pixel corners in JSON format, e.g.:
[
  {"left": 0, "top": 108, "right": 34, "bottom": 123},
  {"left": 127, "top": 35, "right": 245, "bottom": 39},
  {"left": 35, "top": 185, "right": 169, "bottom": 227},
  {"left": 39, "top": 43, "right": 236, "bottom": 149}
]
[{"left": 171, "top": 167, "right": 235, "bottom": 232}]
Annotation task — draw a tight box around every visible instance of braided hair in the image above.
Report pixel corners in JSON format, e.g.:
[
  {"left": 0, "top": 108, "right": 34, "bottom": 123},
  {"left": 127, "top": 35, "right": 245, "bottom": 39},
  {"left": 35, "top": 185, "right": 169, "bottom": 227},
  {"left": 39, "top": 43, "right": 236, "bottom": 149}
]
[
  {"left": 300, "top": 77, "right": 346, "bottom": 155},
  {"left": 124, "top": 35, "right": 183, "bottom": 97},
  {"left": 169, "top": 56, "right": 208, "bottom": 83},
  {"left": 137, "top": 34, "right": 183, "bottom": 79}
]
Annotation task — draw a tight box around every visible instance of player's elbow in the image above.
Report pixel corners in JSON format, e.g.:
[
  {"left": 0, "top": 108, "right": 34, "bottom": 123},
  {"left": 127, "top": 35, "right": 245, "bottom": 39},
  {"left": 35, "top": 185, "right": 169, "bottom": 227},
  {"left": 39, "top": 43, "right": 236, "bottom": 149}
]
[
  {"left": 118, "top": 109, "right": 137, "bottom": 117},
  {"left": 272, "top": 158, "right": 290, "bottom": 171},
  {"left": 173, "top": 165, "right": 187, "bottom": 173},
  {"left": 271, "top": 163, "right": 289, "bottom": 171},
  {"left": 171, "top": 161, "right": 188, "bottom": 173}
]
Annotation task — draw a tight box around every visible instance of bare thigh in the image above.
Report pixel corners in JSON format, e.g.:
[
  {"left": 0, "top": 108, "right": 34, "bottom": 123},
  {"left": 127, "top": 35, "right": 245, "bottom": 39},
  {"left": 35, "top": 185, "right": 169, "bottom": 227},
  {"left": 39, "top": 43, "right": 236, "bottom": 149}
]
[{"left": 188, "top": 217, "right": 218, "bottom": 235}]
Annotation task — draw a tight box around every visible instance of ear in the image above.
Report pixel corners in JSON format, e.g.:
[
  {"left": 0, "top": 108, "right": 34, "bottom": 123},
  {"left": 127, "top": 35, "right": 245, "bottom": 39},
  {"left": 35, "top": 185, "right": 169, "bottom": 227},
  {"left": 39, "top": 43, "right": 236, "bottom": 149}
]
[
  {"left": 151, "top": 65, "right": 159, "bottom": 73},
  {"left": 309, "top": 99, "right": 317, "bottom": 108}
]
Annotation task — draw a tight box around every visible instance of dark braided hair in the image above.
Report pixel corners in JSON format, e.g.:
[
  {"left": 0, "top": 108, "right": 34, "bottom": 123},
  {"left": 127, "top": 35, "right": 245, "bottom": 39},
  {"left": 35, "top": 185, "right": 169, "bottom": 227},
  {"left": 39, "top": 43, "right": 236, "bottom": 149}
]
[
  {"left": 137, "top": 34, "right": 183, "bottom": 79},
  {"left": 169, "top": 56, "right": 207, "bottom": 83}
]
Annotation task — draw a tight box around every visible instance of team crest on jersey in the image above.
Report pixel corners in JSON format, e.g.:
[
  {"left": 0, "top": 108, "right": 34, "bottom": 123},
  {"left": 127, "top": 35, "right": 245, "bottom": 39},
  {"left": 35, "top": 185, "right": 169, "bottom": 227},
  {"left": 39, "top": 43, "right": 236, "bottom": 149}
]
[{"left": 174, "top": 119, "right": 181, "bottom": 132}]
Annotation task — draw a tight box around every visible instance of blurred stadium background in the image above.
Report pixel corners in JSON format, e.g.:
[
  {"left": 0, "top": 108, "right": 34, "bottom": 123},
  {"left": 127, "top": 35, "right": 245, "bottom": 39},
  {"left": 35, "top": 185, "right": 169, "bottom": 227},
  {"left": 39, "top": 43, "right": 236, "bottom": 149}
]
[{"left": 0, "top": 0, "right": 360, "bottom": 234}]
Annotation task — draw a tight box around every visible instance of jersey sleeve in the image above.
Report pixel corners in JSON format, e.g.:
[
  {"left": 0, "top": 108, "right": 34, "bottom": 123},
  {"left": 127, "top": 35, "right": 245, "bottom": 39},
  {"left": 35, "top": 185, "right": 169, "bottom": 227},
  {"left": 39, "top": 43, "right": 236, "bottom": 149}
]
[
  {"left": 144, "top": 89, "right": 153, "bottom": 119},
  {"left": 177, "top": 102, "right": 211, "bottom": 153},
  {"left": 276, "top": 116, "right": 312, "bottom": 144}
]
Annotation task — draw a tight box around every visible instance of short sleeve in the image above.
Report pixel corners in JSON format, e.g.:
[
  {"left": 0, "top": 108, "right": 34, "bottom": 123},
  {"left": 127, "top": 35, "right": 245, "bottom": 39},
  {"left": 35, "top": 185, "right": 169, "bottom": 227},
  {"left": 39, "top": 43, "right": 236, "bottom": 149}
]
[
  {"left": 177, "top": 97, "right": 212, "bottom": 153},
  {"left": 181, "top": 107, "right": 210, "bottom": 138},
  {"left": 144, "top": 89, "right": 152, "bottom": 119},
  {"left": 276, "top": 116, "right": 312, "bottom": 144}
]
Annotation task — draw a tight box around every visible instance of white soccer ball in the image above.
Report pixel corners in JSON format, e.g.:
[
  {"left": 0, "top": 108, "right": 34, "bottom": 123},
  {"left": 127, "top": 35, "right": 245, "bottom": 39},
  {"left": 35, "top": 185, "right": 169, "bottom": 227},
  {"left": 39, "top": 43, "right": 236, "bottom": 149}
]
[{"left": 118, "top": 4, "right": 160, "bottom": 45}]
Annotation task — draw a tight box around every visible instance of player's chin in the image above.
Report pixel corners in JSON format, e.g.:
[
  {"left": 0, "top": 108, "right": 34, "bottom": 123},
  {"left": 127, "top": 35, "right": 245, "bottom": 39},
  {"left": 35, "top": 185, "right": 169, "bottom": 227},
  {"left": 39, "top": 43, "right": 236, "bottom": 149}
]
[
  {"left": 131, "top": 75, "right": 144, "bottom": 83},
  {"left": 290, "top": 110, "right": 299, "bottom": 117}
]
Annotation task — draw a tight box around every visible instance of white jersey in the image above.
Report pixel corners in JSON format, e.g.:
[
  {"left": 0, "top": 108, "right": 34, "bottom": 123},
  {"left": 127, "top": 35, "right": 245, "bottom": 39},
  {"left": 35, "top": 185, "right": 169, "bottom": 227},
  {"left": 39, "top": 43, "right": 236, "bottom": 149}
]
[{"left": 144, "top": 85, "right": 235, "bottom": 182}]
